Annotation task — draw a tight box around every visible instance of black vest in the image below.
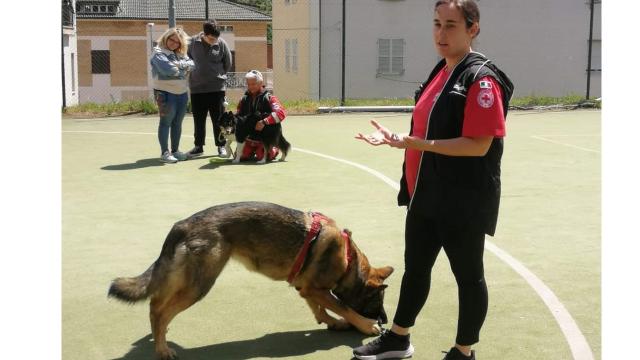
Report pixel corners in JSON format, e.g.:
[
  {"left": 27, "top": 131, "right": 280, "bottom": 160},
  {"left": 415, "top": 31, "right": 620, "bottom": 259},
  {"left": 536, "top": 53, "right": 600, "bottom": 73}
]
[
  {"left": 239, "top": 88, "right": 272, "bottom": 117},
  {"left": 398, "top": 52, "right": 514, "bottom": 236}
]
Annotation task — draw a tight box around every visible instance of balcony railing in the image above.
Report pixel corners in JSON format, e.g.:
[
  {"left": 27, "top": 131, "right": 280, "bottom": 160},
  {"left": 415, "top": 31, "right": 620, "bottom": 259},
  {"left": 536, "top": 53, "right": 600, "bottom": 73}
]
[
  {"left": 226, "top": 71, "right": 273, "bottom": 90},
  {"left": 62, "top": 2, "right": 74, "bottom": 28}
]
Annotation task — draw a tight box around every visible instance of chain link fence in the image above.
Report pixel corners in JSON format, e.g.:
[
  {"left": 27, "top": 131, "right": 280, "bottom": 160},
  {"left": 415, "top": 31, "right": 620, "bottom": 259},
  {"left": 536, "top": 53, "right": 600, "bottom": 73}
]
[
  {"left": 70, "top": 0, "right": 272, "bottom": 106},
  {"left": 64, "top": 0, "right": 601, "bottom": 108}
]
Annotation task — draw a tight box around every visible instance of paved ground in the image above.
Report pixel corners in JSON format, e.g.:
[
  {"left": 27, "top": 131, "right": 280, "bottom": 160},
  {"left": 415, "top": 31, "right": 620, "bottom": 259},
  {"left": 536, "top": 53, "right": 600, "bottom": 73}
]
[{"left": 62, "top": 109, "right": 600, "bottom": 359}]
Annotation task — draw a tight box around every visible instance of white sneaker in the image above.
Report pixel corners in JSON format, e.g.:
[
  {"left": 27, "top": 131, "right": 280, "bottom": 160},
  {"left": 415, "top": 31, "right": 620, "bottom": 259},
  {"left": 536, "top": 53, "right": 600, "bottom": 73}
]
[
  {"left": 172, "top": 151, "right": 188, "bottom": 161},
  {"left": 160, "top": 150, "right": 178, "bottom": 163}
]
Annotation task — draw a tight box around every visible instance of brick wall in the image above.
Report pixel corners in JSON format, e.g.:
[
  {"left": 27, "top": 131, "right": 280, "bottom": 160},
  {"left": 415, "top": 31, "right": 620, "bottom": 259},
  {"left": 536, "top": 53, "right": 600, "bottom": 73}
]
[
  {"left": 76, "top": 19, "right": 269, "bottom": 102},
  {"left": 77, "top": 39, "right": 92, "bottom": 87},
  {"left": 110, "top": 40, "right": 148, "bottom": 86}
]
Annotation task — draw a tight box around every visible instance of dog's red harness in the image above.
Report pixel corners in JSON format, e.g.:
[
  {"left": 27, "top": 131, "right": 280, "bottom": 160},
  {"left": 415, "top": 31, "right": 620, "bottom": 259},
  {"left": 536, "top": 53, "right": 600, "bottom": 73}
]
[{"left": 287, "top": 212, "right": 354, "bottom": 284}]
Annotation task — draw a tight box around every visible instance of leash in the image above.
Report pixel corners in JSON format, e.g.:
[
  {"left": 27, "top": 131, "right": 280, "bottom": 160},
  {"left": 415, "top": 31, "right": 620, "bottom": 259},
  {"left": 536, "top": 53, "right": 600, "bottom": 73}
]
[{"left": 287, "top": 212, "right": 354, "bottom": 284}]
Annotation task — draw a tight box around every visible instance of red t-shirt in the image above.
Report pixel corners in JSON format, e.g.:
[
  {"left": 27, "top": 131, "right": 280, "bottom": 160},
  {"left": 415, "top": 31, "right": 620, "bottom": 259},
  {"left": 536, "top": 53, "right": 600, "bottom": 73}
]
[{"left": 405, "top": 70, "right": 506, "bottom": 198}]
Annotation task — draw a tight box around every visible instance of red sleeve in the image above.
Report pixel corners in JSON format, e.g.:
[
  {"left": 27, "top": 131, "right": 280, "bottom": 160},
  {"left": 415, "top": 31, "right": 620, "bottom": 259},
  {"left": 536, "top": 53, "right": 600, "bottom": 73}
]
[
  {"left": 462, "top": 76, "right": 506, "bottom": 138},
  {"left": 263, "top": 95, "right": 287, "bottom": 125}
]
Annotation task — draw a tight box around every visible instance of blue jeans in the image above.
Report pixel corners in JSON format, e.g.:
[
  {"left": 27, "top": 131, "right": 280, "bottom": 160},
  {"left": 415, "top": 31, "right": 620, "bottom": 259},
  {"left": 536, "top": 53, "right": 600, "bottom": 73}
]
[{"left": 155, "top": 90, "right": 188, "bottom": 154}]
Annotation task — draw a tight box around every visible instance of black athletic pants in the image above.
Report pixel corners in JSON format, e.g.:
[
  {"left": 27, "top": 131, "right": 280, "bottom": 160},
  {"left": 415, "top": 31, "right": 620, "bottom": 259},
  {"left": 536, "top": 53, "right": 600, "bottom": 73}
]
[
  {"left": 392, "top": 207, "right": 488, "bottom": 346},
  {"left": 191, "top": 91, "right": 226, "bottom": 147}
]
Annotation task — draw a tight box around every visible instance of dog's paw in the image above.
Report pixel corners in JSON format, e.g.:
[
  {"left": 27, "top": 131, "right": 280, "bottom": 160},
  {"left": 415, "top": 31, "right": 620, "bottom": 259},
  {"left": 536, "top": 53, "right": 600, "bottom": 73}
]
[
  {"left": 326, "top": 319, "right": 352, "bottom": 331},
  {"left": 257, "top": 159, "right": 266, "bottom": 164},
  {"left": 156, "top": 346, "right": 177, "bottom": 360},
  {"left": 232, "top": 159, "right": 240, "bottom": 164},
  {"left": 356, "top": 318, "right": 382, "bottom": 336}
]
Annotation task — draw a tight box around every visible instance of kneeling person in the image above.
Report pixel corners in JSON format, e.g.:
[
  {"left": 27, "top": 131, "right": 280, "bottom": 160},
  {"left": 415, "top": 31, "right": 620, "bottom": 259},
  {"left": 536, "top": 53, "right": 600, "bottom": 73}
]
[{"left": 233, "top": 70, "right": 290, "bottom": 164}]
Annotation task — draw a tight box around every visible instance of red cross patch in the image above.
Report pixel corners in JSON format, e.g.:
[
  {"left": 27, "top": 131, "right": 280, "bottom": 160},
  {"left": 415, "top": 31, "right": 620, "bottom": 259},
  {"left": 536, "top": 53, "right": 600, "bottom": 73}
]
[{"left": 477, "top": 89, "right": 494, "bottom": 108}]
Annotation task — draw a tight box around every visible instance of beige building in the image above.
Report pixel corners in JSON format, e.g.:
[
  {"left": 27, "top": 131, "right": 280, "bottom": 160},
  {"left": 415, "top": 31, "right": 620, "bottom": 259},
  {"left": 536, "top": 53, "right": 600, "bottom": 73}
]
[
  {"left": 63, "top": 0, "right": 79, "bottom": 106},
  {"left": 76, "top": 0, "right": 271, "bottom": 104},
  {"left": 272, "top": 0, "right": 317, "bottom": 101},
  {"left": 272, "top": 0, "right": 601, "bottom": 101}
]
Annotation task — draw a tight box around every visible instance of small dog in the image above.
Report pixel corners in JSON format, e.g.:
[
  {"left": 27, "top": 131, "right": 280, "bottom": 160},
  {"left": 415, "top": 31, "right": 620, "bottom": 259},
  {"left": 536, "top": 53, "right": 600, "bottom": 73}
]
[
  {"left": 108, "top": 201, "right": 393, "bottom": 360},
  {"left": 219, "top": 111, "right": 291, "bottom": 164}
]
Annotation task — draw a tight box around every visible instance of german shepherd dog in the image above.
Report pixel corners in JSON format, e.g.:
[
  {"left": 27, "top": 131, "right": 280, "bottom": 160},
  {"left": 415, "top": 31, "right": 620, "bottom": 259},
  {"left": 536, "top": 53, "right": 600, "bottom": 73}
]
[
  {"left": 219, "top": 111, "right": 291, "bottom": 164},
  {"left": 108, "top": 202, "right": 393, "bottom": 360}
]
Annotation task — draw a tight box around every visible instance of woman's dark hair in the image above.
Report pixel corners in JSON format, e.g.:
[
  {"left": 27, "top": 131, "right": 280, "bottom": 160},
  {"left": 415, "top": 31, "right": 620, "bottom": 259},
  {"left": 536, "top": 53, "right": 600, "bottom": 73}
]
[
  {"left": 203, "top": 20, "right": 220, "bottom": 37},
  {"left": 435, "top": 0, "right": 480, "bottom": 37}
]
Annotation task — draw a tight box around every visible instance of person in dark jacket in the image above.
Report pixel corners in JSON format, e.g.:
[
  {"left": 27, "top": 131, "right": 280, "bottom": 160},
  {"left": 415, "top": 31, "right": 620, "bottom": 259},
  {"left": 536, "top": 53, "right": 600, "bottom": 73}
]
[
  {"left": 233, "top": 70, "right": 287, "bottom": 163},
  {"left": 353, "top": 1, "right": 514, "bottom": 359},
  {"left": 186, "top": 20, "right": 233, "bottom": 158}
]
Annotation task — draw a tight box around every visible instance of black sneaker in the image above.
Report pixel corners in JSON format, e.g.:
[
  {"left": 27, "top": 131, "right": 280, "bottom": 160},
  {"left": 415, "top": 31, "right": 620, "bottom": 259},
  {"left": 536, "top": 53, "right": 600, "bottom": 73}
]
[
  {"left": 186, "top": 146, "right": 204, "bottom": 158},
  {"left": 353, "top": 329, "right": 415, "bottom": 360},
  {"left": 442, "top": 347, "right": 475, "bottom": 360}
]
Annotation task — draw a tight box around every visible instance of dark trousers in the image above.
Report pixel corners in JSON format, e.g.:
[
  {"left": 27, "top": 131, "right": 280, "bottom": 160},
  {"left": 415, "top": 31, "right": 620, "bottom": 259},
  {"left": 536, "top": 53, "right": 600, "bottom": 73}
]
[
  {"left": 190, "top": 91, "right": 226, "bottom": 147},
  {"left": 393, "top": 208, "right": 488, "bottom": 346}
]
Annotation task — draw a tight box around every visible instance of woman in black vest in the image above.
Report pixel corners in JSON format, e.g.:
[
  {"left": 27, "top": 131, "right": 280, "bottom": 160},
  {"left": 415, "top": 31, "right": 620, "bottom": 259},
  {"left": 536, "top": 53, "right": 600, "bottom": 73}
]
[{"left": 353, "top": 1, "right": 513, "bottom": 359}]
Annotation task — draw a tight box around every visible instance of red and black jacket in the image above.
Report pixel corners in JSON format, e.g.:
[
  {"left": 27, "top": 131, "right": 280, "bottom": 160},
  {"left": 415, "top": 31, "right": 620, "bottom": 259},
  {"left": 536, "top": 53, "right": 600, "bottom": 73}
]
[
  {"left": 398, "top": 52, "right": 514, "bottom": 236},
  {"left": 236, "top": 88, "right": 286, "bottom": 125}
]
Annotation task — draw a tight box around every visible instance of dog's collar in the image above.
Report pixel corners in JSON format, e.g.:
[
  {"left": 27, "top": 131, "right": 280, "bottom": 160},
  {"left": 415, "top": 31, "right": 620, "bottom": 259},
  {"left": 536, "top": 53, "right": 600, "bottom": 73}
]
[
  {"left": 287, "top": 212, "right": 327, "bottom": 284},
  {"left": 287, "top": 212, "right": 355, "bottom": 285},
  {"left": 342, "top": 230, "right": 354, "bottom": 274}
]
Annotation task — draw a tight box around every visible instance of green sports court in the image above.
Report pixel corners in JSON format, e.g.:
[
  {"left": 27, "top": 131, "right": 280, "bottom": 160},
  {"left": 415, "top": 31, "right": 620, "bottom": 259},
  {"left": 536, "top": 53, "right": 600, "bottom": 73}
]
[{"left": 62, "top": 109, "right": 600, "bottom": 359}]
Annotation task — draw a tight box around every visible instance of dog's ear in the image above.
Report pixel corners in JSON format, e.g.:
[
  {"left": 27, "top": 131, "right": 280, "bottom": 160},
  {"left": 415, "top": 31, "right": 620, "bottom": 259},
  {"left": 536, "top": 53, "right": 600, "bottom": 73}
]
[
  {"left": 365, "top": 278, "right": 381, "bottom": 288},
  {"left": 377, "top": 266, "right": 394, "bottom": 280}
]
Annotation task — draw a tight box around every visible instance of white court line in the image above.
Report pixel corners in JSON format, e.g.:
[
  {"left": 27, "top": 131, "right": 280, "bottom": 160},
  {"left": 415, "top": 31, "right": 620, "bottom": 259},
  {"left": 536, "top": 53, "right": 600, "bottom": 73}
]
[
  {"left": 535, "top": 134, "right": 600, "bottom": 137},
  {"left": 294, "top": 147, "right": 595, "bottom": 360},
  {"left": 63, "top": 129, "right": 595, "bottom": 360},
  {"left": 531, "top": 135, "right": 600, "bottom": 154}
]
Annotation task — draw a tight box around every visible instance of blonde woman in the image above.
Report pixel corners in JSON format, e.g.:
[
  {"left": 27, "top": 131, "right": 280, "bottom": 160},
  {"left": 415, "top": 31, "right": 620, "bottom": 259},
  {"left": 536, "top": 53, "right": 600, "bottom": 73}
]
[{"left": 150, "top": 28, "right": 194, "bottom": 163}]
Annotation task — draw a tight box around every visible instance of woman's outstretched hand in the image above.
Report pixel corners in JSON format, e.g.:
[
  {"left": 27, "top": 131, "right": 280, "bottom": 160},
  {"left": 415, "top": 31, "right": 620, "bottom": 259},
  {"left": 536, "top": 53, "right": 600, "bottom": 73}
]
[
  {"left": 355, "top": 119, "right": 419, "bottom": 149},
  {"left": 355, "top": 120, "right": 396, "bottom": 146}
]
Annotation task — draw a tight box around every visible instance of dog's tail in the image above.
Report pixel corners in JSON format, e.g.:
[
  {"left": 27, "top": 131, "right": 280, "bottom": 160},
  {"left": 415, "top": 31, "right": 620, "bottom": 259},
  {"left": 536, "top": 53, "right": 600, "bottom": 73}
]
[
  {"left": 278, "top": 134, "right": 291, "bottom": 159},
  {"left": 108, "top": 262, "right": 156, "bottom": 303}
]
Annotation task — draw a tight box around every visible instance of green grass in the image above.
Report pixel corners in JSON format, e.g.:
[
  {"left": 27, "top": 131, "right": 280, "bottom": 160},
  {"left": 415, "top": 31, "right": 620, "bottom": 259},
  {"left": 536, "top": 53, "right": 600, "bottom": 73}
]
[
  {"left": 510, "top": 94, "right": 600, "bottom": 108},
  {"left": 62, "top": 95, "right": 598, "bottom": 118},
  {"left": 63, "top": 100, "right": 158, "bottom": 117}
]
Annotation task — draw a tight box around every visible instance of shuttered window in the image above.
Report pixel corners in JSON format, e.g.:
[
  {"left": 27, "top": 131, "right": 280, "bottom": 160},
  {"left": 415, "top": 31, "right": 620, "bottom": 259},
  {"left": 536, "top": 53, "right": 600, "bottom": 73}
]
[{"left": 377, "top": 38, "right": 405, "bottom": 75}]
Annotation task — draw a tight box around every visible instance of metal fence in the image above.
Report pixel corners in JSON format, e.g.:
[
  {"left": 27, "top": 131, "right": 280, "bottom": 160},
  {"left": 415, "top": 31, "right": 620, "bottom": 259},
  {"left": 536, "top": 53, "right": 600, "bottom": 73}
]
[{"left": 63, "top": 0, "right": 601, "bottom": 107}]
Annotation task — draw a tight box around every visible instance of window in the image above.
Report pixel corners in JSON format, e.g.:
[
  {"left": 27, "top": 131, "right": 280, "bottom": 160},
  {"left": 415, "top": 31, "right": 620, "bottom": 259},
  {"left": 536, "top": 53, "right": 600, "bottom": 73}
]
[
  {"left": 77, "top": 2, "right": 117, "bottom": 15},
  {"left": 285, "top": 0, "right": 297, "bottom": 5},
  {"left": 220, "top": 25, "right": 234, "bottom": 32},
  {"left": 377, "top": 38, "right": 405, "bottom": 75},
  {"left": 284, "top": 39, "right": 298, "bottom": 73},
  {"left": 91, "top": 50, "right": 110, "bottom": 74},
  {"left": 285, "top": 39, "right": 290, "bottom": 72},
  {"left": 291, "top": 39, "right": 298, "bottom": 73},
  {"left": 62, "top": 0, "right": 74, "bottom": 27}
]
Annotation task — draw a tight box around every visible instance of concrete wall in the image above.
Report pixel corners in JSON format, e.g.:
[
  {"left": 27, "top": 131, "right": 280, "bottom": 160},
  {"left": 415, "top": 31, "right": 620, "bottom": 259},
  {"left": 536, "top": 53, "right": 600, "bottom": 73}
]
[
  {"left": 323, "top": 0, "right": 436, "bottom": 100},
  {"left": 63, "top": 30, "right": 80, "bottom": 106},
  {"left": 475, "top": 0, "right": 600, "bottom": 98},
  {"left": 62, "top": 0, "right": 79, "bottom": 106},
  {"left": 282, "top": 0, "right": 601, "bottom": 100},
  {"left": 318, "top": 0, "right": 343, "bottom": 100},
  {"left": 272, "top": 0, "right": 313, "bottom": 100}
]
